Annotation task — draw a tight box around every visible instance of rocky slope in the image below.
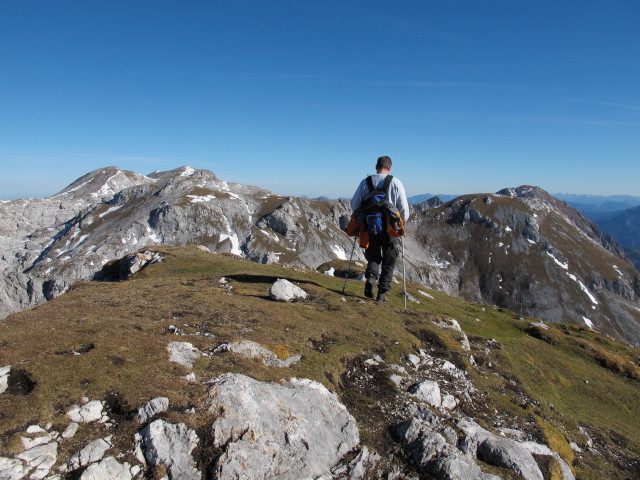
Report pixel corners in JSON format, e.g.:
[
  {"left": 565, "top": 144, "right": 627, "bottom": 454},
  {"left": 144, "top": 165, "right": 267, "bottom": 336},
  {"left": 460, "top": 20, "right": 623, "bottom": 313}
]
[
  {"left": 1, "top": 247, "right": 638, "bottom": 479},
  {"left": 406, "top": 186, "right": 640, "bottom": 346},
  {"left": 1, "top": 168, "right": 639, "bottom": 346},
  {"left": 0, "top": 166, "right": 356, "bottom": 318}
]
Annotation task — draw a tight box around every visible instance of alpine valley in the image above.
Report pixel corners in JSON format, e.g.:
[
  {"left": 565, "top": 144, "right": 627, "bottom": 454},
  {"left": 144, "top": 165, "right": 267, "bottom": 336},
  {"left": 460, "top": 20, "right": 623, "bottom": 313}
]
[{"left": 1, "top": 166, "right": 639, "bottom": 479}]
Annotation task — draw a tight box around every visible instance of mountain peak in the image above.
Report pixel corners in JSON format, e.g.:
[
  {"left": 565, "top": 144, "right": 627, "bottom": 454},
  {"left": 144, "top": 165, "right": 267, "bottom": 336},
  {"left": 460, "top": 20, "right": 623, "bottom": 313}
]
[
  {"left": 496, "top": 185, "right": 551, "bottom": 200},
  {"left": 52, "top": 166, "right": 154, "bottom": 201}
]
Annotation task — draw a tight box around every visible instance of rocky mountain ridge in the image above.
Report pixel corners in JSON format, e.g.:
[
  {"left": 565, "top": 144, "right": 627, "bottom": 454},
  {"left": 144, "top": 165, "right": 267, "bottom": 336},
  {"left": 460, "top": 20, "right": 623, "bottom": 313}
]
[
  {"left": 1, "top": 167, "right": 639, "bottom": 345},
  {"left": 406, "top": 186, "right": 640, "bottom": 345},
  {"left": 1, "top": 247, "right": 638, "bottom": 479}
]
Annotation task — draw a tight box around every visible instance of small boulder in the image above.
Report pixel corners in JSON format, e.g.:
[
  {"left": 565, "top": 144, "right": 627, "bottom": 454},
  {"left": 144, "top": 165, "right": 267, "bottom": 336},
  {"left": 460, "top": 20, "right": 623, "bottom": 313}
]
[
  {"left": 441, "top": 394, "right": 458, "bottom": 410},
  {"left": 120, "top": 250, "right": 163, "bottom": 278},
  {"left": 167, "top": 342, "right": 201, "bottom": 368},
  {"left": 138, "top": 397, "right": 170, "bottom": 424},
  {"left": 269, "top": 279, "right": 307, "bottom": 302},
  {"left": 67, "top": 437, "right": 112, "bottom": 471},
  {"left": 406, "top": 354, "right": 421, "bottom": 367},
  {"left": 135, "top": 420, "right": 201, "bottom": 480},
  {"left": 213, "top": 340, "right": 301, "bottom": 367},
  {"left": 80, "top": 456, "right": 141, "bottom": 480},
  {"left": 67, "top": 400, "right": 108, "bottom": 424},
  {"left": 458, "top": 419, "right": 544, "bottom": 480},
  {"left": 477, "top": 436, "right": 543, "bottom": 480},
  {"left": 409, "top": 380, "right": 442, "bottom": 408},
  {"left": 62, "top": 422, "right": 79, "bottom": 439}
]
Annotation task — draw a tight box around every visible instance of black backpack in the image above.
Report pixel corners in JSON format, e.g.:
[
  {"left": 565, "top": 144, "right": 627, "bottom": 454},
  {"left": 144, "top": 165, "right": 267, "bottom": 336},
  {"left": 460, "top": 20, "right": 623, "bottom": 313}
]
[{"left": 362, "top": 175, "right": 394, "bottom": 236}]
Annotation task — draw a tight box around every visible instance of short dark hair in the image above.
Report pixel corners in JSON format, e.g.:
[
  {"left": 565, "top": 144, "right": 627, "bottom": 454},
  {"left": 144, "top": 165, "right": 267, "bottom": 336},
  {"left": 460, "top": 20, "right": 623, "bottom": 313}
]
[{"left": 376, "top": 156, "right": 392, "bottom": 171}]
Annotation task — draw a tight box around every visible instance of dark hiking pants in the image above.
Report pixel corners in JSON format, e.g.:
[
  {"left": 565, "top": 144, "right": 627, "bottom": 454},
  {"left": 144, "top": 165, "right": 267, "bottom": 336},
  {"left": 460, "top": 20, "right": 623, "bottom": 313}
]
[{"left": 364, "top": 234, "right": 400, "bottom": 293}]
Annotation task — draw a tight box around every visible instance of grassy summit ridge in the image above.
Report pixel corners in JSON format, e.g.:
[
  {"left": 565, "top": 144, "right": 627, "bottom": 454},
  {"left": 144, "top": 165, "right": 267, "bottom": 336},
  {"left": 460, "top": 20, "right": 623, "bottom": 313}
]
[{"left": 0, "top": 246, "right": 638, "bottom": 478}]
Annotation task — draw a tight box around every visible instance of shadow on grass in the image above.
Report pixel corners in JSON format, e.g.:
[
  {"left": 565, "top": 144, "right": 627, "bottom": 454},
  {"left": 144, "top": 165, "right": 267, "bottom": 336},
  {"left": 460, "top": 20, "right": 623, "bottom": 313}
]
[{"left": 225, "top": 274, "right": 324, "bottom": 289}]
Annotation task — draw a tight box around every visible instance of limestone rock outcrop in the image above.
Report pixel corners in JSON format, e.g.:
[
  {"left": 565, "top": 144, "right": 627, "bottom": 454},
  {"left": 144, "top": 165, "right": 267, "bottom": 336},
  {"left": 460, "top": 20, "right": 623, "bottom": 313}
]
[{"left": 207, "top": 373, "right": 360, "bottom": 479}]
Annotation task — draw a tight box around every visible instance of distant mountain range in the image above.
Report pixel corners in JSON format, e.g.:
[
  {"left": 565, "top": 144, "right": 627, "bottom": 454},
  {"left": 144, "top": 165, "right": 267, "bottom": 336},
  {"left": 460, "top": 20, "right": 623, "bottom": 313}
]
[
  {"left": 408, "top": 193, "right": 460, "bottom": 204},
  {"left": 552, "top": 195, "right": 640, "bottom": 263},
  {"left": 552, "top": 193, "right": 640, "bottom": 211},
  {"left": 596, "top": 206, "right": 640, "bottom": 249}
]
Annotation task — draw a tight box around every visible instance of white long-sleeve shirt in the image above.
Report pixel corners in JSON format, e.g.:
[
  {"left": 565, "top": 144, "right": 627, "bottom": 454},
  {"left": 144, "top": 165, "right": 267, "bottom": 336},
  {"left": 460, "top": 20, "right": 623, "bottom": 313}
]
[{"left": 351, "top": 174, "right": 410, "bottom": 223}]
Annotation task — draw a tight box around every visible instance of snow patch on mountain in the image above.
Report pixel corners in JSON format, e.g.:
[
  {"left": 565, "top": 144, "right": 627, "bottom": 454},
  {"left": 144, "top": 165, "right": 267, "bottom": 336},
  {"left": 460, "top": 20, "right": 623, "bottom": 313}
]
[
  {"left": 567, "top": 273, "right": 598, "bottom": 306},
  {"left": 180, "top": 166, "right": 196, "bottom": 176},
  {"left": 99, "top": 205, "right": 123, "bottom": 218},
  {"left": 187, "top": 194, "right": 216, "bottom": 203},
  {"left": 219, "top": 234, "right": 241, "bottom": 256},
  {"left": 547, "top": 251, "right": 569, "bottom": 270}
]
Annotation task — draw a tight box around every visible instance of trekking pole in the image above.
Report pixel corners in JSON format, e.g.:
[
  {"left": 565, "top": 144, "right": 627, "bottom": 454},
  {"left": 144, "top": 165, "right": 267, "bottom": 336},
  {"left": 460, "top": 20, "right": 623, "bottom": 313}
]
[
  {"left": 343, "top": 235, "right": 358, "bottom": 293},
  {"left": 402, "top": 237, "right": 407, "bottom": 310}
]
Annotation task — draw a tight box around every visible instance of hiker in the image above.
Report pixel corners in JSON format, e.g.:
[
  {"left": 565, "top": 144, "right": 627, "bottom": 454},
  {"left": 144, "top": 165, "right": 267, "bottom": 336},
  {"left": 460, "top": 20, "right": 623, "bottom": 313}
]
[{"left": 350, "top": 156, "right": 410, "bottom": 302}]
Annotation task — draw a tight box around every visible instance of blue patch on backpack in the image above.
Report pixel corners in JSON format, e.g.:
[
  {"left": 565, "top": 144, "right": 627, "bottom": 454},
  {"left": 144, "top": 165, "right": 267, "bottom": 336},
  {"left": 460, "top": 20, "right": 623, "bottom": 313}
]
[{"left": 366, "top": 213, "right": 384, "bottom": 236}]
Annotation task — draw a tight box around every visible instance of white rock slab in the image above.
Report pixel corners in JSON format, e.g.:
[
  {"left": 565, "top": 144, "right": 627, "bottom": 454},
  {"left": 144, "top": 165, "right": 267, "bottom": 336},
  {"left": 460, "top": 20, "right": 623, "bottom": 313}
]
[
  {"left": 0, "top": 456, "right": 30, "bottom": 480},
  {"left": 167, "top": 342, "right": 201, "bottom": 368},
  {"left": 80, "top": 456, "right": 141, "bottom": 480},
  {"left": 67, "top": 436, "right": 113, "bottom": 471},
  {"left": 21, "top": 431, "right": 58, "bottom": 450},
  {"left": 207, "top": 373, "right": 359, "bottom": 479},
  {"left": 67, "top": 400, "right": 107, "bottom": 423},
  {"left": 135, "top": 420, "right": 201, "bottom": 480},
  {"left": 213, "top": 340, "right": 301, "bottom": 368},
  {"left": 25, "top": 426, "right": 47, "bottom": 434},
  {"left": 138, "top": 397, "right": 170, "bottom": 424},
  {"left": 62, "top": 422, "right": 80, "bottom": 439},
  {"left": 16, "top": 442, "right": 58, "bottom": 479}
]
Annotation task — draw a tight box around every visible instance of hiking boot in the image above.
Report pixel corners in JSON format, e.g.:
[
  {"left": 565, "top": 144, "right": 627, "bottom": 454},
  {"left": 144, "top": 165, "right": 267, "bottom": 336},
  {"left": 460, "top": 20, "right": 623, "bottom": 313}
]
[
  {"left": 376, "top": 291, "right": 388, "bottom": 303},
  {"left": 364, "top": 278, "right": 375, "bottom": 299}
]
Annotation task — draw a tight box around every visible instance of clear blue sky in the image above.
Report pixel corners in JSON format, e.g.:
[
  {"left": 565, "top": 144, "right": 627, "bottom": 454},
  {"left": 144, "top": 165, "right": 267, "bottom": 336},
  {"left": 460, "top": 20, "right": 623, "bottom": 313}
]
[{"left": 1, "top": 0, "right": 638, "bottom": 199}]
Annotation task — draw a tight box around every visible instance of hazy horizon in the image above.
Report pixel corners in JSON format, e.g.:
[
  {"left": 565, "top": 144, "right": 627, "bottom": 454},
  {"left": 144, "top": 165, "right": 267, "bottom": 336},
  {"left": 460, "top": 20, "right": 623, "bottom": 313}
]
[{"left": 3, "top": 164, "right": 640, "bottom": 203}]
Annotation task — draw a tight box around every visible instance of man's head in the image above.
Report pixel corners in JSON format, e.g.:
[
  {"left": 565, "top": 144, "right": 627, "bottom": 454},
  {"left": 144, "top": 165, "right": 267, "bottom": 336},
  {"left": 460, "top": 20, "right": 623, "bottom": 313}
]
[{"left": 376, "top": 156, "right": 392, "bottom": 173}]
